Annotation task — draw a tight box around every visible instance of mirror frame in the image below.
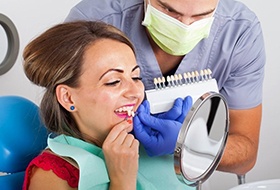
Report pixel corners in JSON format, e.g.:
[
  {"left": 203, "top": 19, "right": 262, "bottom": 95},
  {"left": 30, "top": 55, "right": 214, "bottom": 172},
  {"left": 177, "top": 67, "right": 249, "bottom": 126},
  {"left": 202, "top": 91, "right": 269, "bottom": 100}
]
[
  {"left": 174, "top": 91, "right": 229, "bottom": 187},
  {"left": 0, "top": 13, "right": 19, "bottom": 75}
]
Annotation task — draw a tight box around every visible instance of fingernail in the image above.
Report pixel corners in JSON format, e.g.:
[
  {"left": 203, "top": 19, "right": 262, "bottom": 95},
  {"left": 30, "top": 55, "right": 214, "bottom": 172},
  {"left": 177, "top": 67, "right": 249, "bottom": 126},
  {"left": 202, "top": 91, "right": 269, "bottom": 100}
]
[{"left": 126, "top": 118, "right": 132, "bottom": 124}]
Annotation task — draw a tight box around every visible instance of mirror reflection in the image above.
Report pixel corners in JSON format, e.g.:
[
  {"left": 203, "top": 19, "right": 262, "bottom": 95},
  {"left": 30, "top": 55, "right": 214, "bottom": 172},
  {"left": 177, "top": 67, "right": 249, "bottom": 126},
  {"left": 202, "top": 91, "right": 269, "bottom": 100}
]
[{"left": 174, "top": 92, "right": 229, "bottom": 188}]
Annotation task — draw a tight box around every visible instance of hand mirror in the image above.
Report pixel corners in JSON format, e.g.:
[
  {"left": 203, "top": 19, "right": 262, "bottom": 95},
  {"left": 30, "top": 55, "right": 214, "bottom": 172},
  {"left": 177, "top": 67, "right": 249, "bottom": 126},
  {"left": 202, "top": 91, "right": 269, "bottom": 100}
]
[{"left": 174, "top": 92, "right": 229, "bottom": 189}]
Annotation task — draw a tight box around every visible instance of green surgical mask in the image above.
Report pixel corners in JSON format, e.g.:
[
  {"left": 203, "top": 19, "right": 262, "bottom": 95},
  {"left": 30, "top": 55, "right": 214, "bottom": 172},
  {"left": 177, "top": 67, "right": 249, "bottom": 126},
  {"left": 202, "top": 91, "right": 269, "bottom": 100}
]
[{"left": 142, "top": 4, "right": 215, "bottom": 56}]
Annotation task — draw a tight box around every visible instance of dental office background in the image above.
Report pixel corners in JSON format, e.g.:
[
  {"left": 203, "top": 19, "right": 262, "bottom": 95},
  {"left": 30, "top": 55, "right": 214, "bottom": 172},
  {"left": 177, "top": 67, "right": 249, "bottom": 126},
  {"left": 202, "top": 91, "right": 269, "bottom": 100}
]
[{"left": 0, "top": 0, "right": 279, "bottom": 189}]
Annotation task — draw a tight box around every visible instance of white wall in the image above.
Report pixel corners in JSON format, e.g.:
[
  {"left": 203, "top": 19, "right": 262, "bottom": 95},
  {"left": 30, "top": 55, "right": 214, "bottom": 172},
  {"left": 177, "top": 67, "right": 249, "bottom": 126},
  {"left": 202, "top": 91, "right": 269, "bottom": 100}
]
[
  {"left": 0, "top": 0, "right": 81, "bottom": 104},
  {"left": 1, "top": 0, "right": 279, "bottom": 189}
]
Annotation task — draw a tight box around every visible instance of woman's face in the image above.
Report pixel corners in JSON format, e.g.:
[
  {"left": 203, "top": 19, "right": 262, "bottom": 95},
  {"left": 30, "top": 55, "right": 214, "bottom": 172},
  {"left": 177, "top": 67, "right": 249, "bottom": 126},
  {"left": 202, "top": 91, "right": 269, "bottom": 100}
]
[{"left": 68, "top": 39, "right": 144, "bottom": 144}]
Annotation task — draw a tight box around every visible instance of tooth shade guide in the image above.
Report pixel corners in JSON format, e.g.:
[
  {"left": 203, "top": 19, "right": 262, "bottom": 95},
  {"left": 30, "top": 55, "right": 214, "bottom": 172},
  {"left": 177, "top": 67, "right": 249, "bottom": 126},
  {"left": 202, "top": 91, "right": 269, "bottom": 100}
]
[
  {"left": 178, "top": 74, "right": 183, "bottom": 85},
  {"left": 187, "top": 72, "right": 192, "bottom": 83},
  {"left": 195, "top": 71, "right": 199, "bottom": 82},
  {"left": 146, "top": 69, "right": 218, "bottom": 114},
  {"left": 170, "top": 75, "right": 175, "bottom": 87},
  {"left": 161, "top": 77, "right": 166, "bottom": 88},
  {"left": 153, "top": 69, "right": 213, "bottom": 88},
  {"left": 207, "top": 69, "right": 212, "bottom": 79},
  {"left": 167, "top": 76, "right": 171, "bottom": 87},
  {"left": 200, "top": 70, "right": 205, "bottom": 80},
  {"left": 154, "top": 78, "right": 159, "bottom": 89},
  {"left": 183, "top": 73, "right": 188, "bottom": 84},
  {"left": 158, "top": 77, "right": 164, "bottom": 89},
  {"left": 152, "top": 69, "right": 213, "bottom": 90}
]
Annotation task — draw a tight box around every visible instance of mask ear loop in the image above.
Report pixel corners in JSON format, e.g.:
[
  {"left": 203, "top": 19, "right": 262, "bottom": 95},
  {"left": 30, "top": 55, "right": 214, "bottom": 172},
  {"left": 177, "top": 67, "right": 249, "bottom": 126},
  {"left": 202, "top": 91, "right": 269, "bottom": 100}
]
[
  {"left": 143, "top": 0, "right": 147, "bottom": 12},
  {"left": 144, "top": 0, "right": 151, "bottom": 13}
]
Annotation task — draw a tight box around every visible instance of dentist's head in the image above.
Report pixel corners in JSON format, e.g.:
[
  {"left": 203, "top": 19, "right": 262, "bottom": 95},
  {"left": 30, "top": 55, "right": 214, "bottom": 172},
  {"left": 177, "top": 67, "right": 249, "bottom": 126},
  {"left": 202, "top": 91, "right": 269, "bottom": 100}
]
[{"left": 142, "top": 0, "right": 218, "bottom": 55}]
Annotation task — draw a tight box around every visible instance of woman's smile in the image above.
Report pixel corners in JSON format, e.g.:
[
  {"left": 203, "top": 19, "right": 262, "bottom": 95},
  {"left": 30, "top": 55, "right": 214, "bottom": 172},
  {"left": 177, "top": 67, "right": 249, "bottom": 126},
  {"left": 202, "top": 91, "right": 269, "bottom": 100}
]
[{"left": 115, "top": 104, "right": 136, "bottom": 118}]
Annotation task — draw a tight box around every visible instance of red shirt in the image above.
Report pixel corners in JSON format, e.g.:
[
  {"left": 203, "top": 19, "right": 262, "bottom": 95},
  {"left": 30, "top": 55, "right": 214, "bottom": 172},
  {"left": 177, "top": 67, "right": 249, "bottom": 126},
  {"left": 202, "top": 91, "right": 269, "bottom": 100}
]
[{"left": 23, "top": 151, "right": 79, "bottom": 189}]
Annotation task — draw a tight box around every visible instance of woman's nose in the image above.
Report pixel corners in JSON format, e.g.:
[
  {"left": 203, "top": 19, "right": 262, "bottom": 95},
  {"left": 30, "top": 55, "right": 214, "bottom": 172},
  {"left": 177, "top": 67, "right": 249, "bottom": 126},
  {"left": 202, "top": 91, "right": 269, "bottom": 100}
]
[{"left": 124, "top": 80, "right": 143, "bottom": 99}]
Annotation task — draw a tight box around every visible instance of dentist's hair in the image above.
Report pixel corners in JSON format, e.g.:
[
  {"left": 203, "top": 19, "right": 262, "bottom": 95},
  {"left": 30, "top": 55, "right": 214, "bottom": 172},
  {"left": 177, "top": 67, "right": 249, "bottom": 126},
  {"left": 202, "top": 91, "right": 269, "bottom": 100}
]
[{"left": 23, "top": 21, "right": 135, "bottom": 140}]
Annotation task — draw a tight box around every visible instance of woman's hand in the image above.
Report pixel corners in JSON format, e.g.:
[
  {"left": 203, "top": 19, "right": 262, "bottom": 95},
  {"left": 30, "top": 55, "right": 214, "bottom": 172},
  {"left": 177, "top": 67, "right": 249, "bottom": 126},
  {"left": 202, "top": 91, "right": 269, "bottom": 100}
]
[{"left": 103, "top": 118, "right": 139, "bottom": 190}]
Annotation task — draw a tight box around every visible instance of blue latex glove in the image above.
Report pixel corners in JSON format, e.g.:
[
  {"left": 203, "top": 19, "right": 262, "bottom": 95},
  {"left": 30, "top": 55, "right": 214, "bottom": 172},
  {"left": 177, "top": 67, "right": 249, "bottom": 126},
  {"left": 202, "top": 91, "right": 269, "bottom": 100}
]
[
  {"left": 133, "top": 96, "right": 192, "bottom": 156},
  {"left": 156, "top": 96, "right": 192, "bottom": 123}
]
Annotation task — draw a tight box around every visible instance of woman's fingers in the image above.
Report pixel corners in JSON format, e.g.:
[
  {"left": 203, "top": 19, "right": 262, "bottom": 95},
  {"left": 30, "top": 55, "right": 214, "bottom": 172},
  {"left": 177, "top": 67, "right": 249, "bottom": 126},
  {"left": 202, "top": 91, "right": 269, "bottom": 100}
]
[
  {"left": 102, "top": 118, "right": 139, "bottom": 187},
  {"left": 104, "top": 118, "right": 132, "bottom": 144}
]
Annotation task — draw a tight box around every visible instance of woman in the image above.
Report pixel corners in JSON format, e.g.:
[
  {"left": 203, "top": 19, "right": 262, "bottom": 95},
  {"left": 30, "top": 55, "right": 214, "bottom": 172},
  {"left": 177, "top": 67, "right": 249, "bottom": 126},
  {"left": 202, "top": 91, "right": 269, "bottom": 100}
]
[
  {"left": 23, "top": 21, "right": 144, "bottom": 190},
  {"left": 23, "top": 21, "right": 192, "bottom": 190}
]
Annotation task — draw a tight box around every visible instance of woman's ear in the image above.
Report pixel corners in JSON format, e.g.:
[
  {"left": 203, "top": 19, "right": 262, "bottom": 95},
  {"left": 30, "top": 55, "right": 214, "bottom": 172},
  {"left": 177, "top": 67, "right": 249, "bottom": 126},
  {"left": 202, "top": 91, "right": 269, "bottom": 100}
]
[{"left": 56, "top": 84, "right": 76, "bottom": 112}]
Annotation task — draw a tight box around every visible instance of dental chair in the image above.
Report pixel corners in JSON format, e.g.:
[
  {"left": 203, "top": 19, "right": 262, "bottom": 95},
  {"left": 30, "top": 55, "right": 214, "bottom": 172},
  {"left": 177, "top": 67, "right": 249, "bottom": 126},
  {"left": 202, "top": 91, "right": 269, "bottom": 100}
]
[{"left": 0, "top": 95, "right": 49, "bottom": 190}]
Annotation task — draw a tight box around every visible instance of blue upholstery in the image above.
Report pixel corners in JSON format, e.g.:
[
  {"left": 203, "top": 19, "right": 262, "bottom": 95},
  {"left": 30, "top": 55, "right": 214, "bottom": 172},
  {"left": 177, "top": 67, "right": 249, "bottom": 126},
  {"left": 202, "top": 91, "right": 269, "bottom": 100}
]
[
  {"left": 0, "top": 171, "right": 25, "bottom": 190},
  {"left": 0, "top": 96, "right": 49, "bottom": 190}
]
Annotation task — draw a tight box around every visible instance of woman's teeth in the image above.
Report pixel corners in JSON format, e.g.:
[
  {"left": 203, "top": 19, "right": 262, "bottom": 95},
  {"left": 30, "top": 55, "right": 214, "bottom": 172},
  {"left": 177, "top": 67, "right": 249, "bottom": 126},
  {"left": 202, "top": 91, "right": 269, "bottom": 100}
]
[
  {"left": 115, "top": 106, "right": 135, "bottom": 117},
  {"left": 127, "top": 110, "right": 135, "bottom": 117}
]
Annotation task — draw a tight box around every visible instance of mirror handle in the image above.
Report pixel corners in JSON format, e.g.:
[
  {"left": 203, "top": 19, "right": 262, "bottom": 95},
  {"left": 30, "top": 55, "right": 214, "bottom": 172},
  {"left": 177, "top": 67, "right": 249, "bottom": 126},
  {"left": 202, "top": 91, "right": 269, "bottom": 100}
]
[{"left": 237, "top": 174, "right": 246, "bottom": 185}]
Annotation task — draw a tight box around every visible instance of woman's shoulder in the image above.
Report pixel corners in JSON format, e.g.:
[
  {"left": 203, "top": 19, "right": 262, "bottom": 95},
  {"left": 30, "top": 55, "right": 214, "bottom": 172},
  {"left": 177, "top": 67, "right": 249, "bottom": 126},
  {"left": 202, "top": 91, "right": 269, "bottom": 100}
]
[{"left": 23, "top": 150, "right": 79, "bottom": 189}]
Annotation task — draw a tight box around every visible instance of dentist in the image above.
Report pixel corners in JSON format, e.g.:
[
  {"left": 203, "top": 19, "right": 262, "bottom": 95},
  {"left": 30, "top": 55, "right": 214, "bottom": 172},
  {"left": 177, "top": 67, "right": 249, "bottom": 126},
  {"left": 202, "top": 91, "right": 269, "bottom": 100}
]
[{"left": 65, "top": 0, "right": 265, "bottom": 175}]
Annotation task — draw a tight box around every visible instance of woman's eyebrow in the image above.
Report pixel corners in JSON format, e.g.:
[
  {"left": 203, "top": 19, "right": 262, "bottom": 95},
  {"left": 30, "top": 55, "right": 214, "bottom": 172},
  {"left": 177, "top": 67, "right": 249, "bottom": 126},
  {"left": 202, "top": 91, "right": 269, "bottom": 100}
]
[
  {"left": 132, "top": 65, "right": 140, "bottom": 72},
  {"left": 98, "top": 65, "right": 140, "bottom": 80},
  {"left": 99, "top": 68, "right": 124, "bottom": 80}
]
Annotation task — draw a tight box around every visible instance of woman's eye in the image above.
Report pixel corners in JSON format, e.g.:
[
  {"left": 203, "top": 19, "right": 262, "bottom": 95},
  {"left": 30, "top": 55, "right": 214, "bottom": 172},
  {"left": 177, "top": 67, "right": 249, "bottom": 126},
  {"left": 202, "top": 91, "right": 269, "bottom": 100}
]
[
  {"left": 104, "top": 80, "right": 120, "bottom": 86},
  {"left": 104, "top": 77, "right": 141, "bottom": 86},
  {"left": 132, "top": 77, "right": 142, "bottom": 81}
]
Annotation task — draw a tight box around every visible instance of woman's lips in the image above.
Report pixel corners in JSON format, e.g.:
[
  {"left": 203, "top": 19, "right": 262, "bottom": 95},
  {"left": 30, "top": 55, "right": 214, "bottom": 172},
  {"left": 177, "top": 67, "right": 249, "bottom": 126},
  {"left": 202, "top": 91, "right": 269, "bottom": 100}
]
[{"left": 115, "top": 112, "right": 129, "bottom": 118}]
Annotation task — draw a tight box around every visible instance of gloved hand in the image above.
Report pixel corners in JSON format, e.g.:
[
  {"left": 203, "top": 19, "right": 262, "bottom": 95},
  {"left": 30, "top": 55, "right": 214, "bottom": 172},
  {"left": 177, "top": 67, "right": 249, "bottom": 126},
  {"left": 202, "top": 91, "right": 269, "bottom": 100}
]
[
  {"left": 133, "top": 96, "right": 192, "bottom": 156},
  {"left": 156, "top": 96, "right": 192, "bottom": 123}
]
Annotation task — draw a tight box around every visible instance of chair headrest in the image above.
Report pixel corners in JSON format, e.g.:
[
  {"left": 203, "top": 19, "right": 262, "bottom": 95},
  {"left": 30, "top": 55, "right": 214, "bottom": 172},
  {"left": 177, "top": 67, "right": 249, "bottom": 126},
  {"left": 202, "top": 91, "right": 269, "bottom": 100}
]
[{"left": 0, "top": 96, "right": 49, "bottom": 173}]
